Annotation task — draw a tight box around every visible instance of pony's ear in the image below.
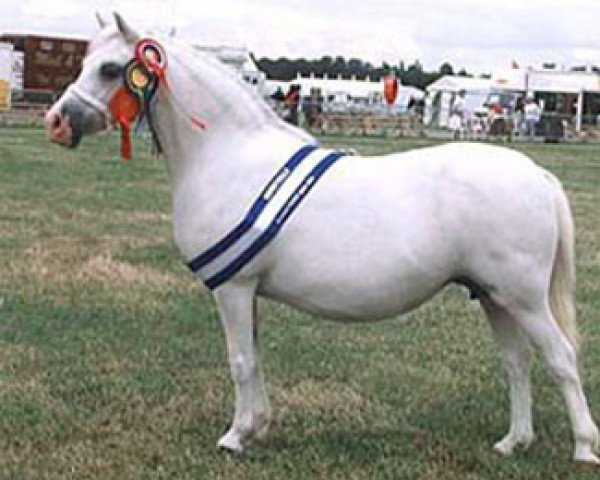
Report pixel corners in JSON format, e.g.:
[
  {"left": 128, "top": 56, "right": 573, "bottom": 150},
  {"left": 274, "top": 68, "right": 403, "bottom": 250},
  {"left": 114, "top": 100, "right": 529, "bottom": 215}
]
[
  {"left": 95, "top": 12, "right": 107, "bottom": 29},
  {"left": 113, "top": 12, "right": 139, "bottom": 43}
]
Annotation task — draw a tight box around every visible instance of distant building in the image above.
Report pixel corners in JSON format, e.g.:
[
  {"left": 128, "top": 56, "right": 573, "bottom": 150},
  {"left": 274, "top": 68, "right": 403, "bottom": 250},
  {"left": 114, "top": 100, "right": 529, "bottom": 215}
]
[{"left": 0, "top": 34, "right": 88, "bottom": 93}]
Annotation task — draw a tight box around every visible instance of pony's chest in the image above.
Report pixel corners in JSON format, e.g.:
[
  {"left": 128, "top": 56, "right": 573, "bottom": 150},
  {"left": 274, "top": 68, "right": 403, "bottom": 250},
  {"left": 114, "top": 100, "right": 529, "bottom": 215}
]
[
  {"left": 171, "top": 193, "right": 247, "bottom": 262},
  {"left": 173, "top": 147, "right": 348, "bottom": 288}
]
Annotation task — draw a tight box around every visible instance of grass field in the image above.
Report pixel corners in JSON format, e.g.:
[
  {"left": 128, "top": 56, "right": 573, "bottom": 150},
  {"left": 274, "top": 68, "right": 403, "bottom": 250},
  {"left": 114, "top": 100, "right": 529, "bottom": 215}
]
[{"left": 1, "top": 127, "right": 600, "bottom": 479}]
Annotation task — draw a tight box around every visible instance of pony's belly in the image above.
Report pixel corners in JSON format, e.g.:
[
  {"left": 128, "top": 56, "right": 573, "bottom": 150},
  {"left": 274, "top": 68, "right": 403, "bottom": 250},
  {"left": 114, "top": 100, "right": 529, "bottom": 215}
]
[
  {"left": 254, "top": 180, "right": 454, "bottom": 321},
  {"left": 258, "top": 259, "right": 449, "bottom": 322},
  {"left": 259, "top": 283, "right": 443, "bottom": 322}
]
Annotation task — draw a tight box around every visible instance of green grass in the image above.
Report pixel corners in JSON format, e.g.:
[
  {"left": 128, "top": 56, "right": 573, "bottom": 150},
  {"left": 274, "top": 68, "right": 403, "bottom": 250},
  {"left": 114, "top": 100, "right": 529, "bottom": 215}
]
[{"left": 1, "top": 128, "right": 600, "bottom": 479}]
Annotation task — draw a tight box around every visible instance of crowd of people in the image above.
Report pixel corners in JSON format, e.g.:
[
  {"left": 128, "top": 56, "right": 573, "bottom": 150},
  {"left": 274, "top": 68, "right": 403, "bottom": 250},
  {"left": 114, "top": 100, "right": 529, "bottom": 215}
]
[
  {"left": 270, "top": 84, "right": 553, "bottom": 142},
  {"left": 270, "top": 84, "right": 302, "bottom": 125},
  {"left": 270, "top": 84, "right": 425, "bottom": 132},
  {"left": 448, "top": 90, "right": 544, "bottom": 140}
]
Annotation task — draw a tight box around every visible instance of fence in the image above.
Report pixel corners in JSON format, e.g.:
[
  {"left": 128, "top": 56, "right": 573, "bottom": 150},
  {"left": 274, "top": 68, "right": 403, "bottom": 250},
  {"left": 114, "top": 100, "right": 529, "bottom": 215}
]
[
  {"left": 310, "top": 112, "right": 422, "bottom": 137},
  {"left": 0, "top": 89, "right": 55, "bottom": 126}
]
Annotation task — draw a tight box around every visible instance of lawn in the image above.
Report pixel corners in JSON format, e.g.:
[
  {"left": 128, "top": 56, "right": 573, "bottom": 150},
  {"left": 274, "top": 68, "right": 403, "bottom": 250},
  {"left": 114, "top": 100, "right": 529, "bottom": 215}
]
[{"left": 1, "top": 128, "right": 599, "bottom": 479}]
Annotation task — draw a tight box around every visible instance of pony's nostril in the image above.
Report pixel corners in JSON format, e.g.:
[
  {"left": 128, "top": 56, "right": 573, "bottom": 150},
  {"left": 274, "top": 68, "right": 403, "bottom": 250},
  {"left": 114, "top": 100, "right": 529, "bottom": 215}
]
[{"left": 44, "top": 110, "right": 73, "bottom": 146}]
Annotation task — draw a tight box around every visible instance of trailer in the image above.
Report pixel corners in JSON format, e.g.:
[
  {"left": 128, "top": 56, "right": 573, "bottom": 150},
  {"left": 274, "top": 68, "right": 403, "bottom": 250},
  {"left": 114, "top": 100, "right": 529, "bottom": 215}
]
[{"left": 0, "top": 34, "right": 88, "bottom": 94}]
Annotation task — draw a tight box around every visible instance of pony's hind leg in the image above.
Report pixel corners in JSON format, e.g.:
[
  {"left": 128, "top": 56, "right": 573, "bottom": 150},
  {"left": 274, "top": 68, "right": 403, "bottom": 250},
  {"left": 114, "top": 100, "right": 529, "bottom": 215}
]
[
  {"left": 484, "top": 303, "right": 535, "bottom": 455},
  {"left": 515, "top": 305, "right": 600, "bottom": 463},
  {"left": 214, "top": 280, "right": 271, "bottom": 453}
]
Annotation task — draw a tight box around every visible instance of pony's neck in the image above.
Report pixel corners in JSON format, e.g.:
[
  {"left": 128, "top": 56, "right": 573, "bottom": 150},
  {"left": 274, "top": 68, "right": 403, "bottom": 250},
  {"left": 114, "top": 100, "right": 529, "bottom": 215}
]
[
  {"left": 152, "top": 41, "right": 311, "bottom": 166},
  {"left": 145, "top": 41, "right": 316, "bottom": 260}
]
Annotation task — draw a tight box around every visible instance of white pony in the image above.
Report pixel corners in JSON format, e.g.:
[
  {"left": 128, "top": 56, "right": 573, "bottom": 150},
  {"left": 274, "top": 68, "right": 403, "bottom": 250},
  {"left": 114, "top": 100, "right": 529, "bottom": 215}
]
[{"left": 45, "top": 14, "right": 599, "bottom": 463}]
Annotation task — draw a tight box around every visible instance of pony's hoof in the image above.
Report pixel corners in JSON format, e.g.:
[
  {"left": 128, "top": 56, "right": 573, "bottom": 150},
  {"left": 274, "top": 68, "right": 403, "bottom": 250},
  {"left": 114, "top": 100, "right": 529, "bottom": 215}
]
[
  {"left": 493, "top": 439, "right": 513, "bottom": 456},
  {"left": 493, "top": 432, "right": 535, "bottom": 455},
  {"left": 574, "top": 444, "right": 600, "bottom": 464},
  {"left": 217, "top": 431, "right": 244, "bottom": 454}
]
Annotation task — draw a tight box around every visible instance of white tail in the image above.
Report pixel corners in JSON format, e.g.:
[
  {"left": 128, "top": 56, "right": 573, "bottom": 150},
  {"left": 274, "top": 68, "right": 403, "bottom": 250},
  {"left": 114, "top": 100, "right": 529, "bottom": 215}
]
[{"left": 549, "top": 179, "right": 578, "bottom": 348}]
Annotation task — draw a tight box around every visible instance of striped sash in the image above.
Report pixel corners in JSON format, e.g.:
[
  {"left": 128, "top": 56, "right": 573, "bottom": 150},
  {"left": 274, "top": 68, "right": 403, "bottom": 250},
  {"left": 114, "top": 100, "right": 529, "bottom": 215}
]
[{"left": 187, "top": 145, "right": 345, "bottom": 290}]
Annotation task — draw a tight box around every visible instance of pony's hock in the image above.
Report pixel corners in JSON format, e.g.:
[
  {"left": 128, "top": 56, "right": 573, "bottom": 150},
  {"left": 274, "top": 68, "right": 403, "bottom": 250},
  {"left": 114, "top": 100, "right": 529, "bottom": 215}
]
[{"left": 45, "top": 13, "right": 600, "bottom": 464}]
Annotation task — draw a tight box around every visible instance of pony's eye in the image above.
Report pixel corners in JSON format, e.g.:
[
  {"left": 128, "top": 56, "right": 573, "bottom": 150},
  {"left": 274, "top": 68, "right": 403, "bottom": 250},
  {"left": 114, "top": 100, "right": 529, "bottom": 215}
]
[{"left": 99, "top": 62, "right": 123, "bottom": 80}]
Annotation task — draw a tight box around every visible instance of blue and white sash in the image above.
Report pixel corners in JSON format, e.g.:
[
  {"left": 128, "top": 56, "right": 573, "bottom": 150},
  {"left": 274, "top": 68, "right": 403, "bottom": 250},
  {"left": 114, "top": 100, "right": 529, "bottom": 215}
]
[{"left": 187, "top": 145, "right": 345, "bottom": 290}]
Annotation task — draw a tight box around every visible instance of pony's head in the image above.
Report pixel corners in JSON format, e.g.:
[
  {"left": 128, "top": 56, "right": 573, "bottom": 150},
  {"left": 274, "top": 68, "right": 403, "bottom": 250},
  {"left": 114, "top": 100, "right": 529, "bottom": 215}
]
[
  {"left": 45, "top": 13, "right": 141, "bottom": 148},
  {"left": 46, "top": 13, "right": 311, "bottom": 156}
]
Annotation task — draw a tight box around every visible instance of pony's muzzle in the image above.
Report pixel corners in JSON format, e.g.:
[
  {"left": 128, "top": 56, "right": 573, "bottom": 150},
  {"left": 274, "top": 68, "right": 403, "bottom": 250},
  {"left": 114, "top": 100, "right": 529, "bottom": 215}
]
[
  {"left": 44, "top": 100, "right": 93, "bottom": 149},
  {"left": 45, "top": 109, "right": 74, "bottom": 147}
]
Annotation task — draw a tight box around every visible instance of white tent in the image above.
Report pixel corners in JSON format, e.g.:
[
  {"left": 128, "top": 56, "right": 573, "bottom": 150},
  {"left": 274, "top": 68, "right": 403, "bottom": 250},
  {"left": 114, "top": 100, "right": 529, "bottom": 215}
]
[
  {"left": 426, "top": 68, "right": 600, "bottom": 132},
  {"left": 425, "top": 75, "right": 493, "bottom": 127},
  {"left": 267, "top": 73, "right": 424, "bottom": 114},
  {"left": 529, "top": 70, "right": 600, "bottom": 94},
  {"left": 527, "top": 69, "right": 600, "bottom": 131},
  {"left": 492, "top": 68, "right": 600, "bottom": 94},
  {"left": 491, "top": 68, "right": 600, "bottom": 131},
  {"left": 292, "top": 72, "right": 385, "bottom": 99},
  {"left": 427, "top": 75, "right": 493, "bottom": 95}
]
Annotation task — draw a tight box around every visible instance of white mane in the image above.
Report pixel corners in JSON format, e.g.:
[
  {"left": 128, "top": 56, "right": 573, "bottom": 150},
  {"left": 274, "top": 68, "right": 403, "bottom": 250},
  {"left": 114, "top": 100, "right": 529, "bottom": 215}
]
[{"left": 159, "top": 37, "right": 313, "bottom": 143}]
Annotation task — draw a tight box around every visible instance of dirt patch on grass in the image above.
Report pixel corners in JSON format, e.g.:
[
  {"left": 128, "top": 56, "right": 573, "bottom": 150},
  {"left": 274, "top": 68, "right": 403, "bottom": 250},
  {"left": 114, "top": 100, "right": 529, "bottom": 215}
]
[
  {"left": 80, "top": 253, "right": 179, "bottom": 288},
  {"left": 0, "top": 343, "right": 43, "bottom": 396},
  {"left": 0, "top": 392, "right": 197, "bottom": 478},
  {"left": 111, "top": 210, "right": 171, "bottom": 223},
  {"left": 0, "top": 343, "right": 36, "bottom": 365},
  {"left": 274, "top": 379, "right": 375, "bottom": 423},
  {"left": 9, "top": 240, "right": 191, "bottom": 296}
]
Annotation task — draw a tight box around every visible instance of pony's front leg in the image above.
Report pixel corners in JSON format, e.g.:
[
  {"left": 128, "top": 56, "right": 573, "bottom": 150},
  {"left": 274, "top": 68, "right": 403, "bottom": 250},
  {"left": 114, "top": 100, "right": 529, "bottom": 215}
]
[{"left": 214, "top": 279, "right": 271, "bottom": 453}]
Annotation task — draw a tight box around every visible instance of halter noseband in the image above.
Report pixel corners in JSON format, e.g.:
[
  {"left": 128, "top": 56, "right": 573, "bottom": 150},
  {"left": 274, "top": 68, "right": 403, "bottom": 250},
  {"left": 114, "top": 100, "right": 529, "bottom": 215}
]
[{"left": 65, "top": 83, "right": 111, "bottom": 126}]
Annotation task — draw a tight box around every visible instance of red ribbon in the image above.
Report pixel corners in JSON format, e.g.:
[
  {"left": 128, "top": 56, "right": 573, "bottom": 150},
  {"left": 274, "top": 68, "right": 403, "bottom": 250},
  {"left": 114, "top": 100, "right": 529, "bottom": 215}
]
[
  {"left": 120, "top": 122, "right": 132, "bottom": 160},
  {"left": 136, "top": 39, "right": 169, "bottom": 89},
  {"left": 108, "top": 87, "right": 140, "bottom": 161}
]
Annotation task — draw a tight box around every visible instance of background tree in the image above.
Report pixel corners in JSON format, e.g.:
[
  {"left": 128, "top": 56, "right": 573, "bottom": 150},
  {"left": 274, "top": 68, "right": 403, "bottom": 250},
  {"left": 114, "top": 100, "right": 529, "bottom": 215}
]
[
  {"left": 439, "top": 62, "right": 454, "bottom": 76},
  {"left": 255, "top": 55, "right": 467, "bottom": 88}
]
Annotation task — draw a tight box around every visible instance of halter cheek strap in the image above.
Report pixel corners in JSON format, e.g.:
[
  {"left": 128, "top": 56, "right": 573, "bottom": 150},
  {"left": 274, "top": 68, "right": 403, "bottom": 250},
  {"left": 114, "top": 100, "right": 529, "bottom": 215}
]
[
  {"left": 66, "top": 83, "right": 138, "bottom": 160},
  {"left": 65, "top": 84, "right": 111, "bottom": 126},
  {"left": 65, "top": 82, "right": 140, "bottom": 161}
]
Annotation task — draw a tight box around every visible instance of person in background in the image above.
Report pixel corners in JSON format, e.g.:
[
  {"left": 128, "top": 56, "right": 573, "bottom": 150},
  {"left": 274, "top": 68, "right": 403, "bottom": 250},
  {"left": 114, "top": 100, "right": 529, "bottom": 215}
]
[
  {"left": 303, "top": 88, "right": 323, "bottom": 132},
  {"left": 270, "top": 86, "right": 285, "bottom": 102},
  {"left": 514, "top": 95, "right": 525, "bottom": 135},
  {"left": 283, "top": 85, "right": 301, "bottom": 126},
  {"left": 524, "top": 97, "right": 541, "bottom": 139},
  {"left": 268, "top": 86, "right": 286, "bottom": 117},
  {"left": 449, "top": 89, "right": 467, "bottom": 140}
]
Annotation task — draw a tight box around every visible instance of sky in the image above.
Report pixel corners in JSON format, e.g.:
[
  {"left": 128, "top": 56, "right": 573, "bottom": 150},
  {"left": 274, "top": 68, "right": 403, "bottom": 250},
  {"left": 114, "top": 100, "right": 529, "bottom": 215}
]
[{"left": 1, "top": 0, "right": 600, "bottom": 74}]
